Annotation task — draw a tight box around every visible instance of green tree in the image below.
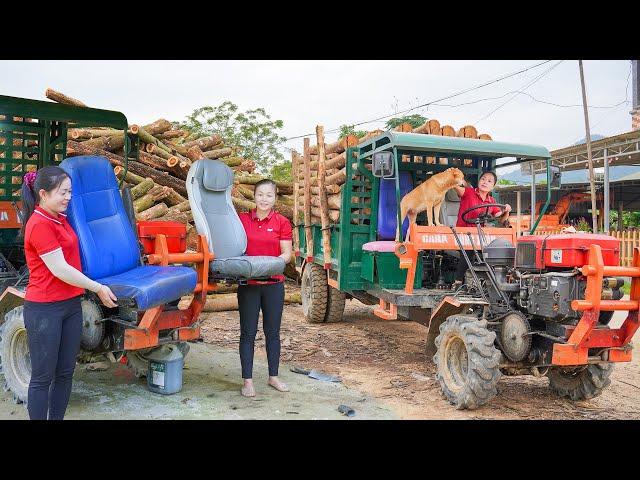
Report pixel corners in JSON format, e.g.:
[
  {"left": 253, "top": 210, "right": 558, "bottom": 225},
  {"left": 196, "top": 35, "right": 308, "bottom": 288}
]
[
  {"left": 270, "top": 160, "right": 292, "bottom": 183},
  {"left": 497, "top": 179, "right": 517, "bottom": 185},
  {"left": 338, "top": 124, "right": 367, "bottom": 138},
  {"left": 179, "top": 101, "right": 286, "bottom": 173},
  {"left": 385, "top": 114, "right": 427, "bottom": 130}
]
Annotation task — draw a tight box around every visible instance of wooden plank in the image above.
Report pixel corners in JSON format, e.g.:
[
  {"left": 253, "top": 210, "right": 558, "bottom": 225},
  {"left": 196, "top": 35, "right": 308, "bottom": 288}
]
[
  {"left": 303, "top": 138, "right": 313, "bottom": 261},
  {"left": 316, "top": 125, "right": 332, "bottom": 269}
]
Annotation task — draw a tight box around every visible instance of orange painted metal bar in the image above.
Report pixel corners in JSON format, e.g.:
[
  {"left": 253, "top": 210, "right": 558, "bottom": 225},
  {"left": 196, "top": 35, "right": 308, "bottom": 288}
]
[
  {"left": 572, "top": 300, "right": 639, "bottom": 311},
  {"left": 580, "top": 266, "right": 640, "bottom": 277},
  {"left": 373, "top": 299, "right": 397, "bottom": 320},
  {"left": 147, "top": 251, "right": 206, "bottom": 265}
]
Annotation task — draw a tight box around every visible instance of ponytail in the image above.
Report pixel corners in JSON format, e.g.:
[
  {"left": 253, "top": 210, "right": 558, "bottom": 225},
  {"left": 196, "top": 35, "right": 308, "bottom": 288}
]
[{"left": 19, "top": 178, "right": 37, "bottom": 237}]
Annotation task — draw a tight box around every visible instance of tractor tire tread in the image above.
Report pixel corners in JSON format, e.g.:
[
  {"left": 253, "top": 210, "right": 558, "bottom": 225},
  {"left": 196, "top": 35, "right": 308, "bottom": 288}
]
[{"left": 547, "top": 363, "right": 614, "bottom": 401}]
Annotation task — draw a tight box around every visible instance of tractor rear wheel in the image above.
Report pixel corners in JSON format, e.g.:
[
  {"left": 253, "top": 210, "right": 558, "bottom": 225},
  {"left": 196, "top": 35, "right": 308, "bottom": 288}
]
[
  {"left": 434, "top": 315, "right": 502, "bottom": 410},
  {"left": 547, "top": 363, "right": 614, "bottom": 401},
  {"left": 125, "top": 342, "right": 190, "bottom": 378},
  {"left": 324, "top": 286, "right": 346, "bottom": 323},
  {"left": 0, "top": 306, "right": 30, "bottom": 403},
  {"left": 301, "top": 263, "right": 328, "bottom": 324}
]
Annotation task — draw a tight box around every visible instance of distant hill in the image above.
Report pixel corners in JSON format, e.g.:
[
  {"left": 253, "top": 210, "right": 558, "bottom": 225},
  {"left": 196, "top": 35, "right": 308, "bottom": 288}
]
[{"left": 573, "top": 133, "right": 606, "bottom": 145}]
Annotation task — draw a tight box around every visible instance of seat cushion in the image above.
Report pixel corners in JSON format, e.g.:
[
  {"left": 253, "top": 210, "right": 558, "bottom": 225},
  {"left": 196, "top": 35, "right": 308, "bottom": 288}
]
[
  {"left": 96, "top": 265, "right": 197, "bottom": 310},
  {"left": 362, "top": 241, "right": 397, "bottom": 253},
  {"left": 210, "top": 256, "right": 285, "bottom": 279}
]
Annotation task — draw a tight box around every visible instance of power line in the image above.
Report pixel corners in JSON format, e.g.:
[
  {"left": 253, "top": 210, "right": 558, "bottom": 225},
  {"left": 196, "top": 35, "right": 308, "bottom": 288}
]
[
  {"left": 475, "top": 60, "right": 564, "bottom": 124},
  {"left": 280, "top": 60, "right": 553, "bottom": 143}
]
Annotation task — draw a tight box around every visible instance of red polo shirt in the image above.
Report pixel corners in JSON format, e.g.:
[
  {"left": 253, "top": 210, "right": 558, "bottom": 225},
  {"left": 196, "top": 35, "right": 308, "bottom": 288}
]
[
  {"left": 24, "top": 206, "right": 85, "bottom": 302},
  {"left": 239, "top": 209, "right": 292, "bottom": 284},
  {"left": 456, "top": 187, "right": 501, "bottom": 227}
]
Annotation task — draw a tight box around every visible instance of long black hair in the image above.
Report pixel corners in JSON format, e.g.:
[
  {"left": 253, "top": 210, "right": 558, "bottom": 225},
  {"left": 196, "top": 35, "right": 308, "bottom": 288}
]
[{"left": 20, "top": 166, "right": 69, "bottom": 236}]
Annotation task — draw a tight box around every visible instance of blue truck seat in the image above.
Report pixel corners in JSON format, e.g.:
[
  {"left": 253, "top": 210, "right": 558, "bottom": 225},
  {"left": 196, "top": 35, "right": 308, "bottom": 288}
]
[
  {"left": 59, "top": 156, "right": 196, "bottom": 310},
  {"left": 377, "top": 171, "right": 414, "bottom": 240}
]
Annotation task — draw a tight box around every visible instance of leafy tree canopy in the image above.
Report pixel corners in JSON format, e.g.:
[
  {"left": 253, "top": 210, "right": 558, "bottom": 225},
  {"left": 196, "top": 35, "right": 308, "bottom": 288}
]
[{"left": 385, "top": 114, "right": 427, "bottom": 130}]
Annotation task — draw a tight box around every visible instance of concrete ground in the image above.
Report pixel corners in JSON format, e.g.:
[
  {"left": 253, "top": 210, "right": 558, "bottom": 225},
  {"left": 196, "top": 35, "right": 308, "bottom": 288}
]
[{"left": 0, "top": 342, "right": 397, "bottom": 420}]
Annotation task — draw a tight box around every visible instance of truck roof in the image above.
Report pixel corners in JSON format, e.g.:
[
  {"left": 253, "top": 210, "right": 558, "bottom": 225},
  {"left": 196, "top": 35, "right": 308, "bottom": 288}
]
[
  {"left": 0, "top": 94, "right": 129, "bottom": 129},
  {"left": 358, "top": 131, "right": 551, "bottom": 161}
]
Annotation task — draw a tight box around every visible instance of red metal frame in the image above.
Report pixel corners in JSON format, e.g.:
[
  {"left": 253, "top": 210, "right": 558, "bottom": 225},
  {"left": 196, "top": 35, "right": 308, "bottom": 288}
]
[
  {"left": 124, "top": 233, "right": 215, "bottom": 350},
  {"left": 552, "top": 244, "right": 640, "bottom": 366},
  {"left": 395, "top": 224, "right": 517, "bottom": 294}
]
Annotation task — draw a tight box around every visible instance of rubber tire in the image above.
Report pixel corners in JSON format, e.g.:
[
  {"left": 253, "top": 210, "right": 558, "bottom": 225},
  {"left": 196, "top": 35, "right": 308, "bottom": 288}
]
[
  {"left": 301, "top": 263, "right": 328, "bottom": 324},
  {"left": 434, "top": 315, "right": 502, "bottom": 410},
  {"left": 547, "top": 363, "right": 614, "bottom": 401},
  {"left": 324, "top": 286, "right": 346, "bottom": 323},
  {"left": 0, "top": 306, "right": 29, "bottom": 404},
  {"left": 126, "top": 342, "right": 190, "bottom": 379}
]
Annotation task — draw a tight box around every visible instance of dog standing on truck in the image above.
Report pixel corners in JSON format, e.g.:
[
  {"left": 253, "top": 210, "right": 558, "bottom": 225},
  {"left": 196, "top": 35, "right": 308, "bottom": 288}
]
[{"left": 398, "top": 167, "right": 465, "bottom": 241}]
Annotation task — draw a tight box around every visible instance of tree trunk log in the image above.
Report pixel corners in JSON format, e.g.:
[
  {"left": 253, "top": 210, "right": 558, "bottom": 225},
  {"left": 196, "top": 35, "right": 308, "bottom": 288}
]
[
  {"left": 297, "top": 193, "right": 341, "bottom": 210},
  {"left": 310, "top": 207, "right": 340, "bottom": 222},
  {"left": 478, "top": 133, "right": 492, "bottom": 140},
  {"left": 186, "top": 145, "right": 205, "bottom": 161},
  {"left": 203, "top": 146, "right": 232, "bottom": 159},
  {"left": 45, "top": 88, "right": 87, "bottom": 107},
  {"left": 357, "top": 130, "right": 384, "bottom": 144},
  {"left": 69, "top": 128, "right": 119, "bottom": 140},
  {"left": 393, "top": 123, "right": 413, "bottom": 132},
  {"left": 138, "top": 150, "right": 172, "bottom": 171},
  {"left": 136, "top": 202, "right": 169, "bottom": 221},
  {"left": 114, "top": 166, "right": 145, "bottom": 185},
  {"left": 220, "top": 156, "right": 243, "bottom": 167},
  {"left": 67, "top": 141, "right": 125, "bottom": 167},
  {"left": 137, "top": 127, "right": 172, "bottom": 154},
  {"left": 81, "top": 132, "right": 127, "bottom": 152},
  {"left": 316, "top": 125, "right": 332, "bottom": 268},
  {"left": 308, "top": 151, "right": 348, "bottom": 170},
  {"left": 155, "top": 210, "right": 190, "bottom": 224},
  {"left": 183, "top": 134, "right": 223, "bottom": 151},
  {"left": 156, "top": 130, "right": 187, "bottom": 140},
  {"left": 130, "top": 178, "right": 155, "bottom": 200},
  {"left": 309, "top": 134, "right": 358, "bottom": 155},
  {"left": 133, "top": 185, "right": 170, "bottom": 212},
  {"left": 142, "top": 119, "right": 173, "bottom": 136},
  {"left": 296, "top": 184, "right": 342, "bottom": 196},
  {"left": 232, "top": 160, "right": 256, "bottom": 174},
  {"left": 302, "top": 138, "right": 313, "bottom": 259},
  {"left": 236, "top": 184, "right": 255, "bottom": 200},
  {"left": 457, "top": 125, "right": 478, "bottom": 138},
  {"left": 292, "top": 150, "right": 300, "bottom": 255},
  {"left": 165, "top": 188, "right": 188, "bottom": 207}
]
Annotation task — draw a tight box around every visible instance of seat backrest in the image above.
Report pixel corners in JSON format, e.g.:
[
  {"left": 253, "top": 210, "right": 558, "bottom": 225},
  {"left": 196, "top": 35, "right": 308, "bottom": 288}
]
[
  {"left": 186, "top": 159, "right": 247, "bottom": 258},
  {"left": 377, "top": 171, "right": 414, "bottom": 240},
  {"left": 440, "top": 188, "right": 461, "bottom": 227},
  {"left": 60, "top": 156, "right": 140, "bottom": 280}
]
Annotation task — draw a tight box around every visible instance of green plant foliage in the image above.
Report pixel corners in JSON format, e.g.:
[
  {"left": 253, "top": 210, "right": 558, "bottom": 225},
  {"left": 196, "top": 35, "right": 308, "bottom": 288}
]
[
  {"left": 178, "top": 101, "right": 286, "bottom": 173},
  {"left": 270, "top": 160, "right": 292, "bottom": 183},
  {"left": 338, "top": 124, "right": 367, "bottom": 138},
  {"left": 385, "top": 114, "right": 427, "bottom": 130}
]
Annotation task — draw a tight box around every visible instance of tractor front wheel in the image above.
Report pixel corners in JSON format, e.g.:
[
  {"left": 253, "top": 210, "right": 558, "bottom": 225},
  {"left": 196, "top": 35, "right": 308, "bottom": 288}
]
[
  {"left": 434, "top": 315, "right": 502, "bottom": 410},
  {"left": 0, "top": 306, "right": 30, "bottom": 403},
  {"left": 301, "top": 263, "right": 328, "bottom": 323},
  {"left": 547, "top": 363, "right": 614, "bottom": 401}
]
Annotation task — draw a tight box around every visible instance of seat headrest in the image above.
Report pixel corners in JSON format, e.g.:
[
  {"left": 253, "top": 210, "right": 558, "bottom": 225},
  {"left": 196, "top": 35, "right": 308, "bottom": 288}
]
[
  {"left": 445, "top": 188, "right": 460, "bottom": 202},
  {"left": 201, "top": 160, "right": 234, "bottom": 191}
]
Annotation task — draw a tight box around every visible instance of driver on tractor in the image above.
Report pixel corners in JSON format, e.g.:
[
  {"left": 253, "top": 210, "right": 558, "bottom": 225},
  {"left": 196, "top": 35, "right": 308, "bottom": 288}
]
[{"left": 452, "top": 170, "right": 512, "bottom": 286}]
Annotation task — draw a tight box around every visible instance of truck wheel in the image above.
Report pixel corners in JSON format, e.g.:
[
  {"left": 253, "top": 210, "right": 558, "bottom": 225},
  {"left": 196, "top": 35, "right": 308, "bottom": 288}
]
[
  {"left": 547, "top": 363, "right": 613, "bottom": 401},
  {"left": 125, "top": 342, "right": 190, "bottom": 378},
  {"left": 301, "top": 263, "right": 328, "bottom": 323},
  {"left": 0, "top": 307, "right": 29, "bottom": 403},
  {"left": 434, "top": 315, "right": 502, "bottom": 410},
  {"left": 325, "top": 286, "right": 346, "bottom": 323}
]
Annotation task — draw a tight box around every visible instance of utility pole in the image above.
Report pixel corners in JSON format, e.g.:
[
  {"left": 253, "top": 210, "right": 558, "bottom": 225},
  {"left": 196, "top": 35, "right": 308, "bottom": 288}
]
[{"left": 579, "top": 60, "right": 599, "bottom": 233}]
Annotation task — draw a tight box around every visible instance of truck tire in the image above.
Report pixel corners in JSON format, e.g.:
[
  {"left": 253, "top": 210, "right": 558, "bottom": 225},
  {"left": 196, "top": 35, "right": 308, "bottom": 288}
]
[
  {"left": 324, "top": 286, "right": 346, "bottom": 323},
  {"left": 434, "top": 315, "right": 502, "bottom": 410},
  {"left": 126, "top": 342, "right": 190, "bottom": 379},
  {"left": 0, "top": 306, "right": 29, "bottom": 403},
  {"left": 301, "top": 263, "right": 328, "bottom": 324},
  {"left": 547, "top": 363, "right": 614, "bottom": 401}
]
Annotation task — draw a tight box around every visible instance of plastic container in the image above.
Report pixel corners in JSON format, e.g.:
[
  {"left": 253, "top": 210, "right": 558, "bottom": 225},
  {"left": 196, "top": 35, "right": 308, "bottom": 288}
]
[
  {"left": 137, "top": 221, "right": 187, "bottom": 254},
  {"left": 146, "top": 344, "right": 184, "bottom": 395},
  {"left": 518, "top": 233, "right": 620, "bottom": 269}
]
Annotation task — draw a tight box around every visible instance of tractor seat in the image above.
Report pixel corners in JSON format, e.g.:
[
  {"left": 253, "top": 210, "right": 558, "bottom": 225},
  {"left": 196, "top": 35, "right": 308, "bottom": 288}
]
[
  {"left": 362, "top": 241, "right": 397, "bottom": 253},
  {"left": 60, "top": 156, "right": 197, "bottom": 310},
  {"left": 186, "top": 159, "right": 285, "bottom": 281},
  {"left": 439, "top": 188, "right": 462, "bottom": 259}
]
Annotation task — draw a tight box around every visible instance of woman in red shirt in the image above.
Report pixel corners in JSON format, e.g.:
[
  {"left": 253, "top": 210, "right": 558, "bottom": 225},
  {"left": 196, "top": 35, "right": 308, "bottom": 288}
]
[
  {"left": 452, "top": 170, "right": 511, "bottom": 286},
  {"left": 237, "top": 179, "right": 292, "bottom": 397},
  {"left": 21, "top": 167, "right": 117, "bottom": 420}
]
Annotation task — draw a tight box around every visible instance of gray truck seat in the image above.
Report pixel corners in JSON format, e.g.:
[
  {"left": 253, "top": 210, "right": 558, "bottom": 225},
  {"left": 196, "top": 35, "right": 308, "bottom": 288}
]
[
  {"left": 186, "top": 159, "right": 285, "bottom": 280},
  {"left": 440, "top": 188, "right": 462, "bottom": 259}
]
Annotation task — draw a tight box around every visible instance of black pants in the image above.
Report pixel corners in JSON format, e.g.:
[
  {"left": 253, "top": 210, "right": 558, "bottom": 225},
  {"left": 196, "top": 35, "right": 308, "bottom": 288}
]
[
  {"left": 23, "top": 296, "right": 83, "bottom": 420},
  {"left": 237, "top": 282, "right": 285, "bottom": 379}
]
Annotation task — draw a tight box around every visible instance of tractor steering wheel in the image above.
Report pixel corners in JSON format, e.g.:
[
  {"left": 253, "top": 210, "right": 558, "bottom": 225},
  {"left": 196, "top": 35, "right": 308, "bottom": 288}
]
[{"left": 460, "top": 203, "right": 508, "bottom": 227}]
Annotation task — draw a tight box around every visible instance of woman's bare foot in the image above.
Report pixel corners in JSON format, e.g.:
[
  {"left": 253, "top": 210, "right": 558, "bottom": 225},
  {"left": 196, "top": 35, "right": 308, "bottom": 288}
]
[
  {"left": 241, "top": 379, "right": 255, "bottom": 397},
  {"left": 268, "top": 376, "right": 289, "bottom": 392}
]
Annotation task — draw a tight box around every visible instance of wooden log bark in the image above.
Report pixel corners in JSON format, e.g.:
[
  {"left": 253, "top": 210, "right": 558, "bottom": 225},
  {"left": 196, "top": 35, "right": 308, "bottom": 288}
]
[
  {"left": 113, "top": 167, "right": 145, "bottom": 185},
  {"left": 232, "top": 160, "right": 256, "bottom": 174},
  {"left": 137, "top": 127, "right": 172, "bottom": 154},
  {"left": 45, "top": 88, "right": 87, "bottom": 107},
  {"left": 156, "top": 130, "right": 187, "bottom": 140},
  {"left": 478, "top": 133, "right": 492, "bottom": 140},
  {"left": 202, "top": 146, "right": 232, "bottom": 159},
  {"left": 278, "top": 195, "right": 294, "bottom": 207},
  {"left": 186, "top": 145, "right": 205, "bottom": 161},
  {"left": 165, "top": 188, "right": 189, "bottom": 207},
  {"left": 142, "top": 119, "right": 173, "bottom": 136},
  {"left": 133, "top": 186, "right": 170, "bottom": 212},
  {"left": 220, "top": 156, "right": 243, "bottom": 167},
  {"left": 302, "top": 138, "right": 313, "bottom": 260},
  {"left": 393, "top": 123, "right": 413, "bottom": 132},
  {"left": 183, "top": 134, "right": 223, "bottom": 151},
  {"left": 125, "top": 161, "right": 188, "bottom": 197},
  {"left": 231, "top": 196, "right": 256, "bottom": 213},
  {"left": 457, "top": 125, "right": 478, "bottom": 138},
  {"left": 308, "top": 134, "right": 358, "bottom": 155},
  {"left": 292, "top": 150, "right": 300, "bottom": 255},
  {"left": 136, "top": 202, "right": 169, "bottom": 221},
  {"left": 296, "top": 184, "right": 342, "bottom": 196},
  {"left": 297, "top": 193, "right": 341, "bottom": 210},
  {"left": 67, "top": 140, "right": 125, "bottom": 167},
  {"left": 138, "top": 151, "right": 172, "bottom": 171},
  {"left": 310, "top": 207, "right": 340, "bottom": 222},
  {"left": 357, "top": 130, "right": 384, "bottom": 144},
  {"left": 81, "top": 132, "right": 126, "bottom": 152},
  {"left": 308, "top": 151, "right": 348, "bottom": 170},
  {"left": 316, "top": 125, "right": 332, "bottom": 268},
  {"left": 130, "top": 178, "right": 154, "bottom": 200},
  {"left": 309, "top": 167, "right": 346, "bottom": 187},
  {"left": 236, "top": 184, "right": 255, "bottom": 200},
  {"left": 155, "top": 210, "right": 189, "bottom": 224},
  {"left": 69, "top": 128, "right": 119, "bottom": 140}
]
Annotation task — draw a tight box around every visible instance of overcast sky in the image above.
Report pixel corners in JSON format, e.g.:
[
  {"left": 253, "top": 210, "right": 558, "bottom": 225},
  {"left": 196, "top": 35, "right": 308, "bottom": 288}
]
[{"left": 0, "top": 60, "right": 634, "bottom": 164}]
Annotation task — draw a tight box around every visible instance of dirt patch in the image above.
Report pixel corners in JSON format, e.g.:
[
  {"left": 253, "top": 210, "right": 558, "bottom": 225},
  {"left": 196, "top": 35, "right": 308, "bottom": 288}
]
[{"left": 200, "top": 287, "right": 640, "bottom": 420}]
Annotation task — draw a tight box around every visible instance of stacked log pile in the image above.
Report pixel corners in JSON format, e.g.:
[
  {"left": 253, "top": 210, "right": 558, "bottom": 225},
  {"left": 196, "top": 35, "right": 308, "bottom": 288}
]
[{"left": 43, "top": 89, "right": 299, "bottom": 289}]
